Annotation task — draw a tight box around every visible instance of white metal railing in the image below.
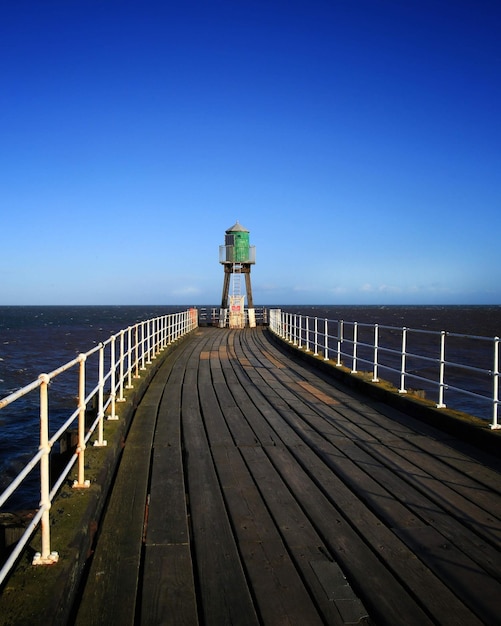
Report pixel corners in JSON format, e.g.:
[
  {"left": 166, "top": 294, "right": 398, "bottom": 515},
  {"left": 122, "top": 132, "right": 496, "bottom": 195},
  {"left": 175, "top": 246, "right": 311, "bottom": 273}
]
[
  {"left": 269, "top": 309, "right": 500, "bottom": 431},
  {"left": 218, "top": 244, "right": 256, "bottom": 264},
  {"left": 198, "top": 306, "right": 268, "bottom": 326},
  {"left": 0, "top": 308, "right": 198, "bottom": 585}
]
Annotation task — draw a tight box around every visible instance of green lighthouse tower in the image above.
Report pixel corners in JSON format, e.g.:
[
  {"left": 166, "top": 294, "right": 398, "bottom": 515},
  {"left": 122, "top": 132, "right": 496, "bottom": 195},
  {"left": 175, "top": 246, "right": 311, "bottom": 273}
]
[{"left": 219, "top": 221, "right": 256, "bottom": 327}]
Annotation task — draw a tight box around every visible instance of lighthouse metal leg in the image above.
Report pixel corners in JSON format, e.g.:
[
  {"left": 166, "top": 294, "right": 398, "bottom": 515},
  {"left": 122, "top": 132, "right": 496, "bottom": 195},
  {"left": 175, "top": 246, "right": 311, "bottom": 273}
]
[
  {"left": 244, "top": 268, "right": 254, "bottom": 308},
  {"left": 221, "top": 267, "right": 231, "bottom": 309},
  {"left": 243, "top": 266, "right": 256, "bottom": 327},
  {"left": 220, "top": 266, "right": 231, "bottom": 327}
]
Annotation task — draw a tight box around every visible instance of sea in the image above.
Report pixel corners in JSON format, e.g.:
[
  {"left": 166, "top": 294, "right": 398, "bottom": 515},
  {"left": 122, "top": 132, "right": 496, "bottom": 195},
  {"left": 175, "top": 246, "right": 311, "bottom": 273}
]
[{"left": 1, "top": 304, "right": 500, "bottom": 511}]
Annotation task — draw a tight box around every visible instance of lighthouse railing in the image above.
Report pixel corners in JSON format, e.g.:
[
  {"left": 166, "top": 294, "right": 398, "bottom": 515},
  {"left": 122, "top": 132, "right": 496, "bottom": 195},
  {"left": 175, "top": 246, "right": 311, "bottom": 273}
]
[
  {"left": 219, "top": 245, "right": 256, "bottom": 264},
  {"left": 269, "top": 309, "right": 500, "bottom": 430},
  {"left": 0, "top": 309, "right": 198, "bottom": 585}
]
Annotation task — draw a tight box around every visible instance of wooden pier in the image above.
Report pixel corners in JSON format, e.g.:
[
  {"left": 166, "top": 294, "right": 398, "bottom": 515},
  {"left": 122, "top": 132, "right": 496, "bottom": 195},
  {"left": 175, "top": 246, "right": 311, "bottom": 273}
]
[{"left": 70, "top": 326, "right": 501, "bottom": 625}]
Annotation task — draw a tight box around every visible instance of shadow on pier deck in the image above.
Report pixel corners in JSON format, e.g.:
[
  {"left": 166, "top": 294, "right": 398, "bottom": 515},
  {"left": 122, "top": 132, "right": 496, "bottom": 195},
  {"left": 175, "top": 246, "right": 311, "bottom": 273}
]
[{"left": 72, "top": 326, "right": 501, "bottom": 625}]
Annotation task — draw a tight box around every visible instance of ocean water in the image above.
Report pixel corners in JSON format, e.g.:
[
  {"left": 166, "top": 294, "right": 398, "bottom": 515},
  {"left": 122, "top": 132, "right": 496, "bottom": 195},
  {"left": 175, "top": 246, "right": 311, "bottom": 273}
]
[{"left": 1, "top": 304, "right": 500, "bottom": 510}]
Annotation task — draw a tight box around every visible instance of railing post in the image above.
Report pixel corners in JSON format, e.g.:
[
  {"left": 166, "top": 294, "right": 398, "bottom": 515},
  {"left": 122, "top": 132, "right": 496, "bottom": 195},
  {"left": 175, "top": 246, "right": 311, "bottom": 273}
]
[
  {"left": 351, "top": 322, "right": 358, "bottom": 373},
  {"left": 94, "top": 343, "right": 107, "bottom": 446},
  {"left": 163, "top": 314, "right": 168, "bottom": 348},
  {"left": 73, "top": 355, "right": 90, "bottom": 489},
  {"left": 298, "top": 315, "right": 303, "bottom": 349},
  {"left": 150, "top": 319, "right": 156, "bottom": 359},
  {"left": 399, "top": 328, "right": 408, "bottom": 394},
  {"left": 313, "top": 317, "right": 318, "bottom": 356},
  {"left": 436, "top": 331, "right": 447, "bottom": 408},
  {"left": 492, "top": 337, "right": 500, "bottom": 429},
  {"left": 152, "top": 318, "right": 156, "bottom": 358},
  {"left": 32, "top": 374, "right": 59, "bottom": 565},
  {"left": 134, "top": 325, "right": 141, "bottom": 379},
  {"left": 336, "top": 320, "right": 343, "bottom": 367},
  {"left": 372, "top": 324, "right": 380, "bottom": 382},
  {"left": 118, "top": 330, "right": 126, "bottom": 401},
  {"left": 146, "top": 320, "right": 152, "bottom": 364},
  {"left": 324, "top": 318, "right": 329, "bottom": 361},
  {"left": 126, "top": 326, "right": 134, "bottom": 388},
  {"left": 109, "top": 335, "right": 119, "bottom": 420},
  {"left": 141, "top": 321, "right": 147, "bottom": 370},
  {"left": 155, "top": 317, "right": 160, "bottom": 355},
  {"left": 305, "top": 316, "right": 310, "bottom": 352}
]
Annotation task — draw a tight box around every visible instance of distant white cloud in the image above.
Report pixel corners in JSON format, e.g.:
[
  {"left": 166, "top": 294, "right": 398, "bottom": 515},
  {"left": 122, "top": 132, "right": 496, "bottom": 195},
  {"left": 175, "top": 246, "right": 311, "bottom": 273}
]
[
  {"left": 292, "top": 285, "right": 317, "bottom": 293},
  {"left": 359, "top": 283, "right": 402, "bottom": 294},
  {"left": 172, "top": 286, "right": 202, "bottom": 296}
]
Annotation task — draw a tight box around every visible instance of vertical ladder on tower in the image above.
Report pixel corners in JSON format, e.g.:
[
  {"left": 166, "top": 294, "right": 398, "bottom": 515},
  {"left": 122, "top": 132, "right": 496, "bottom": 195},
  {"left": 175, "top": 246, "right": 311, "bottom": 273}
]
[
  {"left": 229, "top": 263, "right": 245, "bottom": 328},
  {"left": 231, "top": 263, "right": 242, "bottom": 299}
]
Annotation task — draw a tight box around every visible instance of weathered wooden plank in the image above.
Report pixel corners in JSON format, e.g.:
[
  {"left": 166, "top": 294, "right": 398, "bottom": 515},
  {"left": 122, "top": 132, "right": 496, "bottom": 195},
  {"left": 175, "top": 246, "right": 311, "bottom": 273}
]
[
  {"left": 300, "top": 432, "right": 501, "bottom": 623},
  {"left": 273, "top": 440, "right": 483, "bottom": 625},
  {"left": 74, "top": 357, "right": 171, "bottom": 625},
  {"left": 234, "top": 445, "right": 368, "bottom": 625},
  {"left": 145, "top": 445, "right": 189, "bottom": 546},
  {"left": 340, "top": 438, "right": 501, "bottom": 581},
  {"left": 141, "top": 333, "right": 211, "bottom": 624},
  {"left": 398, "top": 433, "right": 501, "bottom": 492},
  {"left": 378, "top": 437, "right": 501, "bottom": 518},
  {"left": 211, "top": 445, "right": 328, "bottom": 625},
  {"left": 153, "top": 333, "right": 206, "bottom": 447},
  {"left": 182, "top": 362, "right": 259, "bottom": 626},
  {"left": 238, "top": 330, "right": 483, "bottom": 625},
  {"left": 141, "top": 544, "right": 198, "bottom": 626},
  {"left": 395, "top": 524, "right": 501, "bottom": 625},
  {"left": 362, "top": 439, "right": 501, "bottom": 545},
  {"left": 197, "top": 357, "right": 235, "bottom": 448},
  {"left": 71, "top": 326, "right": 501, "bottom": 626}
]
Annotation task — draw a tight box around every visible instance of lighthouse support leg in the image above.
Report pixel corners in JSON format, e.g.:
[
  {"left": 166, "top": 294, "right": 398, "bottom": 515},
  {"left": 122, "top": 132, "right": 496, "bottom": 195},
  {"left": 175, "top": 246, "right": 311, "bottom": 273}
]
[
  {"left": 243, "top": 265, "right": 256, "bottom": 327},
  {"left": 220, "top": 265, "right": 232, "bottom": 327}
]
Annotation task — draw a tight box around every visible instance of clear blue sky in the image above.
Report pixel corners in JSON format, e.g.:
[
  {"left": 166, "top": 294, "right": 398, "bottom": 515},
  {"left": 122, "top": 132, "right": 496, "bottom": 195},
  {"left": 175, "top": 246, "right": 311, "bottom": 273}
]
[{"left": 1, "top": 0, "right": 500, "bottom": 305}]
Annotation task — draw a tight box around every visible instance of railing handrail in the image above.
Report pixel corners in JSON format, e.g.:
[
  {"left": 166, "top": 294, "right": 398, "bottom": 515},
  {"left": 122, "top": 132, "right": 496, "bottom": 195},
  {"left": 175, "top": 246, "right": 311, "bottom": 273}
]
[
  {"left": 269, "top": 309, "right": 500, "bottom": 431},
  {"left": 0, "top": 308, "right": 198, "bottom": 586}
]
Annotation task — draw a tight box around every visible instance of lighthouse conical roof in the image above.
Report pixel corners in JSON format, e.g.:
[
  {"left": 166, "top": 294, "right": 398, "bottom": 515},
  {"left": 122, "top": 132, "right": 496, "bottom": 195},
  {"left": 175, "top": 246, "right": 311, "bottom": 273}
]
[{"left": 226, "top": 220, "right": 249, "bottom": 233}]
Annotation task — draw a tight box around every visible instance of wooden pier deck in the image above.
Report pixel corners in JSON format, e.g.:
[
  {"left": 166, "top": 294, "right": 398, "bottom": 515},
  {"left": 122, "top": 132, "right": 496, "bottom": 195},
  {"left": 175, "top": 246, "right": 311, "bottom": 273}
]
[{"left": 73, "top": 326, "right": 501, "bottom": 625}]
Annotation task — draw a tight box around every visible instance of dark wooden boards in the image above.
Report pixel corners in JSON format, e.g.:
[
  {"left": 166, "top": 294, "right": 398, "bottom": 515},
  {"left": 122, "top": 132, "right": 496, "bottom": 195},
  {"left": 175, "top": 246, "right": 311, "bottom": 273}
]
[
  {"left": 74, "top": 344, "right": 184, "bottom": 625},
  {"left": 73, "top": 326, "right": 501, "bottom": 625}
]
